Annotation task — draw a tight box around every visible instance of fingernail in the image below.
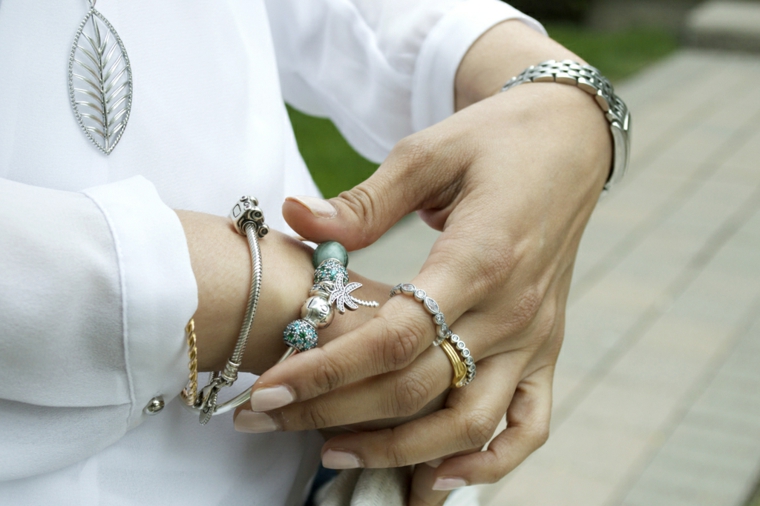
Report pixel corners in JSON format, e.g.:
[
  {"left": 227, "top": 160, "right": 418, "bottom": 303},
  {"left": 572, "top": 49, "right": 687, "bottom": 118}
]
[
  {"left": 288, "top": 196, "right": 337, "bottom": 219},
  {"left": 250, "top": 385, "right": 295, "bottom": 411},
  {"left": 234, "top": 411, "right": 278, "bottom": 433},
  {"left": 322, "top": 450, "right": 363, "bottom": 469},
  {"left": 432, "top": 477, "right": 468, "bottom": 491},
  {"left": 426, "top": 458, "right": 444, "bottom": 468}
]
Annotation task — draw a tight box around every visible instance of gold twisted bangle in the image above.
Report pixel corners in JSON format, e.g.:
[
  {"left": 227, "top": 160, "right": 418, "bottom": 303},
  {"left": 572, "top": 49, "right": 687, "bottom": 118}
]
[
  {"left": 180, "top": 319, "right": 199, "bottom": 407},
  {"left": 440, "top": 339, "right": 468, "bottom": 389}
]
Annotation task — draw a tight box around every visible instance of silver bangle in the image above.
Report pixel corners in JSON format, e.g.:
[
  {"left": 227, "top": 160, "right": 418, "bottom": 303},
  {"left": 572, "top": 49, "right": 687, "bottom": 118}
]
[
  {"left": 390, "top": 283, "right": 476, "bottom": 387},
  {"left": 501, "top": 60, "right": 631, "bottom": 193},
  {"left": 185, "top": 196, "right": 269, "bottom": 425}
]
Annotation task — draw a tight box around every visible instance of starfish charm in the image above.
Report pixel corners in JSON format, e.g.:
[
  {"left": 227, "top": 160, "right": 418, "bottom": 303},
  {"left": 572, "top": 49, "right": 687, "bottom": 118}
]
[{"left": 328, "top": 273, "right": 379, "bottom": 313}]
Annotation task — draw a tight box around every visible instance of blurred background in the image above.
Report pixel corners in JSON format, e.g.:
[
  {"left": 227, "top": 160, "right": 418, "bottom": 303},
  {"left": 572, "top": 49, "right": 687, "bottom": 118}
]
[{"left": 289, "top": 1, "right": 760, "bottom": 505}]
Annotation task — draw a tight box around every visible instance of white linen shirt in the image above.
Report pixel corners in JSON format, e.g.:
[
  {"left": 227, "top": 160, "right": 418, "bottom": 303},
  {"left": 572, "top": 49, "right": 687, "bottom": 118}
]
[{"left": 0, "top": 1, "right": 543, "bottom": 503}]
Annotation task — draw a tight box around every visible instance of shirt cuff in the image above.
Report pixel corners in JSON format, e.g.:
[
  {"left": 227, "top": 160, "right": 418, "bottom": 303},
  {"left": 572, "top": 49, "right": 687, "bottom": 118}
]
[
  {"left": 411, "top": 0, "right": 547, "bottom": 131},
  {"left": 83, "top": 176, "right": 197, "bottom": 429}
]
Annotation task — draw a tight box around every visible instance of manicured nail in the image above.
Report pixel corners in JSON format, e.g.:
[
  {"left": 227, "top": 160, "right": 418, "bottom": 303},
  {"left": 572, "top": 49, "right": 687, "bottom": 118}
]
[
  {"left": 425, "top": 458, "right": 444, "bottom": 468},
  {"left": 432, "top": 477, "right": 468, "bottom": 491},
  {"left": 288, "top": 196, "right": 337, "bottom": 219},
  {"left": 322, "top": 450, "right": 363, "bottom": 469},
  {"left": 234, "top": 411, "right": 278, "bottom": 433},
  {"left": 250, "top": 385, "right": 295, "bottom": 411}
]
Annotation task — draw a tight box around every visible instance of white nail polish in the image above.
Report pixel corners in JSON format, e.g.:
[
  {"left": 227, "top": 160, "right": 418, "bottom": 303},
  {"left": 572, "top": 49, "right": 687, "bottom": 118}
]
[
  {"left": 234, "top": 411, "right": 278, "bottom": 433},
  {"left": 250, "top": 385, "right": 295, "bottom": 411},
  {"left": 288, "top": 196, "right": 337, "bottom": 219},
  {"left": 322, "top": 450, "right": 363, "bottom": 469}
]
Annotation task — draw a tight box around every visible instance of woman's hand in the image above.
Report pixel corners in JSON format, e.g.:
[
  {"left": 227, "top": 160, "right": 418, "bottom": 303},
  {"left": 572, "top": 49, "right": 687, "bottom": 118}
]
[{"left": 232, "top": 19, "right": 613, "bottom": 502}]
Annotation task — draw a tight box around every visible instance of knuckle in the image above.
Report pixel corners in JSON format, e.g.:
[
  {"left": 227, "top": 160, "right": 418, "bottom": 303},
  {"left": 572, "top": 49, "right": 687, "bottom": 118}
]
[
  {"left": 507, "top": 286, "right": 544, "bottom": 334},
  {"left": 484, "top": 245, "right": 517, "bottom": 283},
  {"left": 380, "top": 318, "right": 427, "bottom": 371},
  {"left": 461, "top": 409, "right": 499, "bottom": 449},
  {"left": 532, "top": 420, "right": 551, "bottom": 449},
  {"left": 465, "top": 244, "right": 517, "bottom": 295},
  {"left": 480, "top": 467, "right": 504, "bottom": 485},
  {"left": 392, "top": 373, "right": 433, "bottom": 417},
  {"left": 382, "top": 432, "right": 410, "bottom": 468},
  {"left": 337, "top": 186, "right": 375, "bottom": 220},
  {"left": 311, "top": 351, "right": 345, "bottom": 394},
  {"left": 392, "top": 134, "right": 437, "bottom": 171},
  {"left": 336, "top": 185, "right": 382, "bottom": 241},
  {"left": 297, "top": 403, "right": 332, "bottom": 430}
]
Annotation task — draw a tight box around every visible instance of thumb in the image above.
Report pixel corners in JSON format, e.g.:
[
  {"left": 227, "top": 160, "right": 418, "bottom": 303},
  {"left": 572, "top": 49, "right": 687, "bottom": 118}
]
[{"left": 283, "top": 163, "right": 421, "bottom": 251}]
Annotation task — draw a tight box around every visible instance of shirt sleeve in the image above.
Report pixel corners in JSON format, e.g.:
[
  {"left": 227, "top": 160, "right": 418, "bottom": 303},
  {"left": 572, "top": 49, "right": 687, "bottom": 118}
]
[
  {"left": 265, "top": 0, "right": 546, "bottom": 163},
  {"left": 0, "top": 176, "right": 197, "bottom": 480}
]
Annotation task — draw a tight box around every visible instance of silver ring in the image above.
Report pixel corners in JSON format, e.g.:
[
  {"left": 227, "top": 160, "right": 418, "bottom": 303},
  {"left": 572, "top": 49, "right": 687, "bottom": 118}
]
[
  {"left": 390, "top": 283, "right": 449, "bottom": 345},
  {"left": 390, "top": 283, "right": 476, "bottom": 385}
]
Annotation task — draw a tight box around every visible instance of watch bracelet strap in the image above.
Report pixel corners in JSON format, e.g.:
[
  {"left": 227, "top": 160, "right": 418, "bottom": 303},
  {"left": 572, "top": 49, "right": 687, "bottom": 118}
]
[{"left": 501, "top": 59, "right": 631, "bottom": 192}]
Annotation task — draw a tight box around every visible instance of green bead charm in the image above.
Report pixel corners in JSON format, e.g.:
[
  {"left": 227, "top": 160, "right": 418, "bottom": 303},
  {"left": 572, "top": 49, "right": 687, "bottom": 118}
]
[{"left": 312, "top": 241, "right": 349, "bottom": 268}]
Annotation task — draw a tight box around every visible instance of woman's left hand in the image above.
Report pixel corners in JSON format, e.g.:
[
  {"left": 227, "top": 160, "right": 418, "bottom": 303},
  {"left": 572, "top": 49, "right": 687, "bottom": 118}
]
[{"left": 233, "top": 20, "right": 613, "bottom": 504}]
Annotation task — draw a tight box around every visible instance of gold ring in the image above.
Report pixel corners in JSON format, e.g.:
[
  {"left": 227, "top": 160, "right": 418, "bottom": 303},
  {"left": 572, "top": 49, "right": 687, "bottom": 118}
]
[{"left": 440, "top": 340, "right": 468, "bottom": 388}]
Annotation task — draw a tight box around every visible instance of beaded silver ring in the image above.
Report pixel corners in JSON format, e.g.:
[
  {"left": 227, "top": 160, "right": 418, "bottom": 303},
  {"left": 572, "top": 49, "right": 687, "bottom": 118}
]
[{"left": 390, "top": 283, "right": 476, "bottom": 386}]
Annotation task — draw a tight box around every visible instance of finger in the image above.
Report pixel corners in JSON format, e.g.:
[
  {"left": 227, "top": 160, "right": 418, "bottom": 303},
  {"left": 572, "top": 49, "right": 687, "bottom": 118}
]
[
  {"left": 249, "top": 296, "right": 437, "bottom": 411},
  {"left": 317, "top": 352, "right": 526, "bottom": 469},
  {"left": 283, "top": 132, "right": 466, "bottom": 251},
  {"left": 430, "top": 364, "right": 554, "bottom": 488},
  {"left": 242, "top": 310, "right": 490, "bottom": 428},
  {"left": 410, "top": 465, "right": 450, "bottom": 506},
  {"left": 252, "top": 346, "right": 447, "bottom": 431}
]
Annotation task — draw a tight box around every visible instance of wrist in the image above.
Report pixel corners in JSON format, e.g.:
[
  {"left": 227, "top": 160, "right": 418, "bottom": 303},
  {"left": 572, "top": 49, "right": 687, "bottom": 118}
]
[
  {"left": 455, "top": 20, "right": 580, "bottom": 110},
  {"left": 176, "top": 210, "right": 387, "bottom": 376},
  {"left": 462, "top": 84, "right": 612, "bottom": 197}
]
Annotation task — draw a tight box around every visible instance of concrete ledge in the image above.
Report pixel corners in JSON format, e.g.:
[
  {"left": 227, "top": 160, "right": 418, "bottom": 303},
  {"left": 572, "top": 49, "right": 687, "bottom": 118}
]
[{"left": 686, "top": 1, "right": 760, "bottom": 52}]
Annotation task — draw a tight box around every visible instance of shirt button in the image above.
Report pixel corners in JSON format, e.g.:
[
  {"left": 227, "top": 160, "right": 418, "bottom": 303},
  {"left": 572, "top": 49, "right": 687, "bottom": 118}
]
[{"left": 144, "top": 396, "right": 165, "bottom": 415}]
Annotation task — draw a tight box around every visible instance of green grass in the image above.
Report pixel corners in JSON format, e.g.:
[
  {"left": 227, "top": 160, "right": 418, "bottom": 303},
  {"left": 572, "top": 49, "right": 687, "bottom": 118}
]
[
  {"left": 545, "top": 23, "right": 679, "bottom": 83},
  {"left": 289, "top": 25, "right": 678, "bottom": 198},
  {"left": 287, "top": 107, "right": 380, "bottom": 199}
]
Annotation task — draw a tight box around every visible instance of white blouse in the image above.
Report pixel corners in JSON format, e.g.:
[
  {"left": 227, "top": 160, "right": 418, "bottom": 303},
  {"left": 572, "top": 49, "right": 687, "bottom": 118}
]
[{"left": 0, "top": 0, "right": 542, "bottom": 503}]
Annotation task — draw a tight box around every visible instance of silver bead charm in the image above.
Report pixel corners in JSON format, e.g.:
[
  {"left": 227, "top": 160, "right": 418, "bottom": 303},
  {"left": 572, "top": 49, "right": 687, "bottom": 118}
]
[
  {"left": 300, "top": 295, "right": 335, "bottom": 329},
  {"left": 229, "top": 196, "right": 269, "bottom": 237}
]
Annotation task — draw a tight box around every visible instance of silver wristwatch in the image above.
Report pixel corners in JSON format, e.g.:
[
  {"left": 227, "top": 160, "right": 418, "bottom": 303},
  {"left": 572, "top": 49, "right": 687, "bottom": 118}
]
[{"left": 501, "top": 60, "right": 631, "bottom": 193}]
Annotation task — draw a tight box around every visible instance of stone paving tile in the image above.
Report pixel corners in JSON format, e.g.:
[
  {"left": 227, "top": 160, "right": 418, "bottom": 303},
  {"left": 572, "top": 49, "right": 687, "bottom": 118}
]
[
  {"left": 481, "top": 461, "right": 615, "bottom": 506},
  {"left": 617, "top": 314, "right": 760, "bottom": 506},
  {"left": 722, "top": 127, "right": 760, "bottom": 173}
]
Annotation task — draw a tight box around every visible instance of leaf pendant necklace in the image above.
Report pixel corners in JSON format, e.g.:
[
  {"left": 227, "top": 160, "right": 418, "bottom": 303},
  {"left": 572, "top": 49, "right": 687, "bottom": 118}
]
[{"left": 68, "top": 0, "right": 132, "bottom": 155}]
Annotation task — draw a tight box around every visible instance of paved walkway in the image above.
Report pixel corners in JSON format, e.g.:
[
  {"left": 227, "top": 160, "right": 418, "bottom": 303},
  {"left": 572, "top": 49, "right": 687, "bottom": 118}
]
[{"left": 350, "top": 48, "right": 760, "bottom": 506}]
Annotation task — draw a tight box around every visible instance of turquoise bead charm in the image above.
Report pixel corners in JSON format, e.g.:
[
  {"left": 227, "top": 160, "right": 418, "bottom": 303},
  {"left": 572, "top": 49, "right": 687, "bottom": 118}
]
[
  {"left": 283, "top": 320, "right": 319, "bottom": 351},
  {"left": 312, "top": 241, "right": 349, "bottom": 268},
  {"left": 314, "top": 258, "right": 349, "bottom": 285},
  {"left": 283, "top": 240, "right": 377, "bottom": 355}
]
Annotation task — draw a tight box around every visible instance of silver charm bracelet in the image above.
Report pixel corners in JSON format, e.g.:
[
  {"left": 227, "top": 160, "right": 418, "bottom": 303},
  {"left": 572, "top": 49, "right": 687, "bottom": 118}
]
[
  {"left": 183, "top": 196, "right": 269, "bottom": 424},
  {"left": 207, "top": 241, "right": 380, "bottom": 417},
  {"left": 281, "top": 241, "right": 379, "bottom": 357}
]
